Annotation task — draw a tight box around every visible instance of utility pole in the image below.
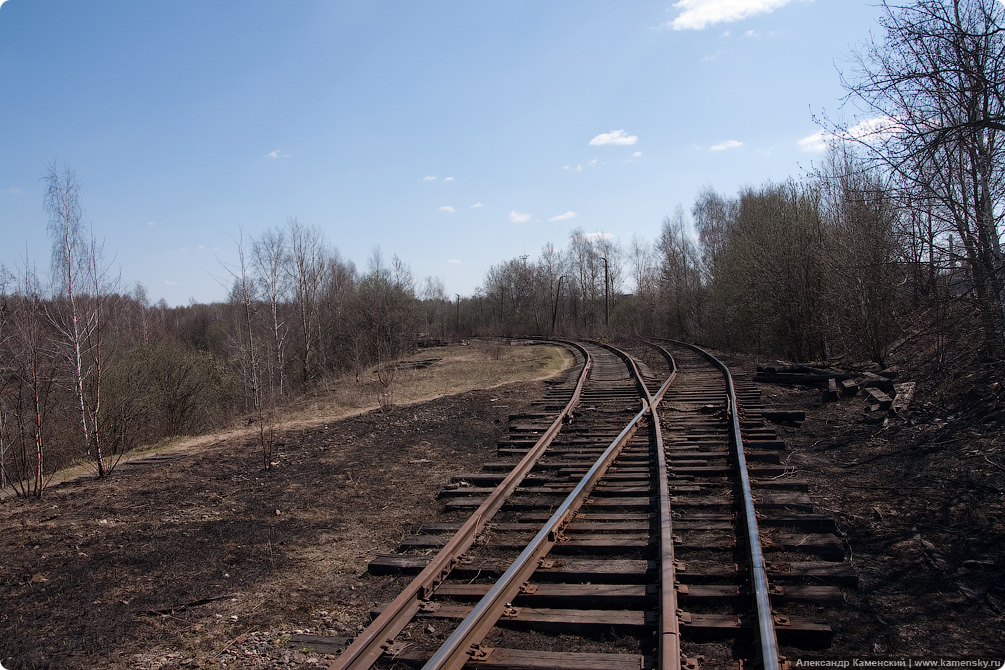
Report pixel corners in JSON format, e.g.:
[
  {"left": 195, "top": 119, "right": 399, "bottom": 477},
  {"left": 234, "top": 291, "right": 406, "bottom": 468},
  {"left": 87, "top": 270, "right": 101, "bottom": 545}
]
[
  {"left": 600, "top": 256, "right": 609, "bottom": 328},
  {"left": 551, "top": 276, "right": 565, "bottom": 337}
]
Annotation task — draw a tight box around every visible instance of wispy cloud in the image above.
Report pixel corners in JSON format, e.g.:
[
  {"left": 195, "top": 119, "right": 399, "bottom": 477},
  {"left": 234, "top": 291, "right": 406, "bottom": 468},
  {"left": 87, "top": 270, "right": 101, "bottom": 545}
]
[
  {"left": 470, "top": 202, "right": 484, "bottom": 208},
  {"left": 439, "top": 205, "right": 456, "bottom": 213},
  {"left": 2, "top": 186, "right": 24, "bottom": 195},
  {"left": 571, "top": 231, "right": 614, "bottom": 242},
  {"left": 710, "top": 139, "right": 743, "bottom": 151},
  {"left": 165, "top": 280, "right": 177, "bottom": 285},
  {"left": 798, "top": 116, "right": 901, "bottom": 152},
  {"left": 443, "top": 176, "right": 454, "bottom": 182},
  {"left": 147, "top": 221, "right": 157, "bottom": 227},
  {"left": 549, "top": 211, "right": 577, "bottom": 222},
  {"left": 266, "top": 149, "right": 291, "bottom": 159},
  {"left": 509, "top": 210, "right": 531, "bottom": 224},
  {"left": 798, "top": 130, "right": 829, "bottom": 152},
  {"left": 448, "top": 259, "right": 462, "bottom": 264},
  {"left": 667, "top": 0, "right": 795, "bottom": 30},
  {"left": 589, "top": 130, "right": 638, "bottom": 146},
  {"left": 421, "top": 175, "right": 438, "bottom": 181}
]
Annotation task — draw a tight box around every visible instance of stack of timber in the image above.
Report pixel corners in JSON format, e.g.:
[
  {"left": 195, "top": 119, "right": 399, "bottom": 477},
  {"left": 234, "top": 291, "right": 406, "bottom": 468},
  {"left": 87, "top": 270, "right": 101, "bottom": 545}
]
[{"left": 754, "top": 364, "right": 916, "bottom": 417}]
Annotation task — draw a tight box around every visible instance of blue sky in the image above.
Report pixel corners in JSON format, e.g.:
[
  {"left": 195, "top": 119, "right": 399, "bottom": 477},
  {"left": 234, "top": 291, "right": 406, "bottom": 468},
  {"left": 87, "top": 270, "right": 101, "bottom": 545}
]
[{"left": 0, "top": 0, "right": 886, "bottom": 306}]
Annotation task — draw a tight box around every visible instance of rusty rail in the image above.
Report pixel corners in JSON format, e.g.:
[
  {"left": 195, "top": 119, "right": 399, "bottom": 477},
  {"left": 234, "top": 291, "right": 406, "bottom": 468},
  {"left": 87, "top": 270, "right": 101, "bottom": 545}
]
[
  {"left": 329, "top": 340, "right": 592, "bottom": 670},
  {"left": 646, "top": 342, "right": 683, "bottom": 670},
  {"left": 421, "top": 342, "right": 678, "bottom": 670},
  {"left": 667, "top": 340, "right": 781, "bottom": 670}
]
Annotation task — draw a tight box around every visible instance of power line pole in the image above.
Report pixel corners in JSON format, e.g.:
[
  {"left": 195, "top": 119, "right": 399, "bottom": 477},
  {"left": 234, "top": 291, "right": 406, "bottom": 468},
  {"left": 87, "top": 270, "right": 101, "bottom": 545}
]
[{"left": 600, "top": 256, "right": 609, "bottom": 328}]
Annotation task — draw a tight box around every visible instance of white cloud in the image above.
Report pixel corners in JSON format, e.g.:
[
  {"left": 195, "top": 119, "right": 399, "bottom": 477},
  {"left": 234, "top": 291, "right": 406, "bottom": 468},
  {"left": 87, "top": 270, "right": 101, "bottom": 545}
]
[
  {"left": 668, "top": 0, "right": 795, "bottom": 30},
  {"left": 147, "top": 221, "right": 157, "bottom": 227},
  {"left": 439, "top": 205, "right": 456, "bottom": 213},
  {"left": 710, "top": 139, "right": 743, "bottom": 151},
  {"left": 798, "top": 116, "right": 901, "bottom": 152},
  {"left": 448, "top": 259, "right": 462, "bottom": 264},
  {"left": 589, "top": 129, "right": 638, "bottom": 146},
  {"left": 2, "top": 186, "right": 23, "bottom": 195},
  {"left": 266, "top": 149, "right": 291, "bottom": 159},
  {"left": 632, "top": 151, "right": 642, "bottom": 158},
  {"left": 165, "top": 280, "right": 177, "bottom": 285},
  {"left": 798, "top": 130, "right": 829, "bottom": 152},
  {"left": 443, "top": 176, "right": 454, "bottom": 182},
  {"left": 509, "top": 210, "right": 531, "bottom": 223},
  {"left": 470, "top": 202, "right": 484, "bottom": 208},
  {"left": 421, "top": 175, "right": 437, "bottom": 181},
  {"left": 549, "top": 211, "right": 577, "bottom": 222}
]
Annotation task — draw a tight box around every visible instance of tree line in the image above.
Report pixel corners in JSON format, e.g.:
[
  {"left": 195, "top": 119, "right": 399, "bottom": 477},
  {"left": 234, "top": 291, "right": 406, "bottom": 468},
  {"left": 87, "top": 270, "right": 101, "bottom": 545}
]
[{"left": 2, "top": 0, "right": 1003, "bottom": 496}]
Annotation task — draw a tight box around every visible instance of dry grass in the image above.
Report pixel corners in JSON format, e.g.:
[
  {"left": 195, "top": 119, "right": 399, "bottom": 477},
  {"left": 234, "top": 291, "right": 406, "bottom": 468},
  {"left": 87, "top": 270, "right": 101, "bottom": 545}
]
[{"left": 10, "top": 340, "right": 571, "bottom": 495}]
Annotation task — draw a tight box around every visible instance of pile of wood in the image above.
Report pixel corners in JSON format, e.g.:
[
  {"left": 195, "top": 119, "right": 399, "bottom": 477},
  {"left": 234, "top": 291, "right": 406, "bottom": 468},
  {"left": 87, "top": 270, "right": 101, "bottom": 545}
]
[{"left": 754, "top": 364, "right": 916, "bottom": 416}]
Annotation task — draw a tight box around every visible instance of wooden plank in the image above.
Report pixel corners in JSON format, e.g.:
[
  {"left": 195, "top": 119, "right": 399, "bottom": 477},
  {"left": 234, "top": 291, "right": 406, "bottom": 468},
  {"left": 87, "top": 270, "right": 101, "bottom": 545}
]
[
  {"left": 469, "top": 648, "right": 648, "bottom": 670},
  {"left": 766, "top": 561, "right": 858, "bottom": 587},
  {"left": 860, "top": 371, "right": 896, "bottom": 394},
  {"left": 864, "top": 387, "right": 894, "bottom": 411},
  {"left": 682, "top": 612, "right": 832, "bottom": 646},
  {"left": 891, "top": 381, "right": 916, "bottom": 414},
  {"left": 399, "top": 533, "right": 653, "bottom": 553},
  {"left": 434, "top": 582, "right": 653, "bottom": 607},
  {"left": 823, "top": 378, "right": 840, "bottom": 402},
  {"left": 287, "top": 634, "right": 351, "bottom": 654},
  {"left": 385, "top": 647, "right": 648, "bottom": 669},
  {"left": 840, "top": 378, "right": 860, "bottom": 396},
  {"left": 407, "top": 602, "right": 650, "bottom": 633}
]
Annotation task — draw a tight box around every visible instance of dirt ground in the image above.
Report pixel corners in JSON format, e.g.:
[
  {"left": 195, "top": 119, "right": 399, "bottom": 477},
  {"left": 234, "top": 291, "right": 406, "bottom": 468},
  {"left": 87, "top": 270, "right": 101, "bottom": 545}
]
[
  {"left": 716, "top": 347, "right": 1005, "bottom": 664},
  {"left": 2, "top": 340, "right": 1004, "bottom": 669}
]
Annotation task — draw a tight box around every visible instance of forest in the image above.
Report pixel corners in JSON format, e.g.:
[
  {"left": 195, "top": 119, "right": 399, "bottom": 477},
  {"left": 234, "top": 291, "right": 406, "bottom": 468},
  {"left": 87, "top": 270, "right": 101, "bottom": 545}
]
[{"left": 2, "top": 0, "right": 1004, "bottom": 496}]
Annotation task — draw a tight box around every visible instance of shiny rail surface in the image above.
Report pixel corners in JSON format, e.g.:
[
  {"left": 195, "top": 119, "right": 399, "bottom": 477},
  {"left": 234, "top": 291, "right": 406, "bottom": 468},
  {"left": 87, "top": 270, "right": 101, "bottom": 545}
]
[
  {"left": 330, "top": 340, "right": 594, "bottom": 670},
  {"left": 325, "top": 339, "right": 849, "bottom": 670}
]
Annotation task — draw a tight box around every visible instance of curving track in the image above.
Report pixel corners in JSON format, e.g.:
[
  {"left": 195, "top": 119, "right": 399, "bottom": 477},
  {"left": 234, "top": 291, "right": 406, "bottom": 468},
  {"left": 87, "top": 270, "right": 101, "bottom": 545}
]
[{"left": 326, "top": 340, "right": 853, "bottom": 670}]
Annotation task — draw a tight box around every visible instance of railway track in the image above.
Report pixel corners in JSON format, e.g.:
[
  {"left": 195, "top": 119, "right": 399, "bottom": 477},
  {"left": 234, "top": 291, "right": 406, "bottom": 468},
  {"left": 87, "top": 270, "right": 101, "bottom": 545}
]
[{"left": 327, "top": 340, "right": 853, "bottom": 670}]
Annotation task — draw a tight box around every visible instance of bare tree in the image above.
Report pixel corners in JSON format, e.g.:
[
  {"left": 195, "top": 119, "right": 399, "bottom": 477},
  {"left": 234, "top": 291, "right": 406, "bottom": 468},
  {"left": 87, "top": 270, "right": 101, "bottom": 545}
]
[
  {"left": 838, "top": 0, "right": 1005, "bottom": 357},
  {"left": 816, "top": 145, "right": 905, "bottom": 365},
  {"left": 657, "top": 206, "right": 703, "bottom": 339},
  {"left": 692, "top": 185, "right": 738, "bottom": 284},
  {"left": 5, "top": 261, "right": 56, "bottom": 497},
  {"left": 44, "top": 163, "right": 116, "bottom": 477},
  {"left": 252, "top": 226, "right": 289, "bottom": 400},
  {"left": 286, "top": 218, "right": 328, "bottom": 382}
]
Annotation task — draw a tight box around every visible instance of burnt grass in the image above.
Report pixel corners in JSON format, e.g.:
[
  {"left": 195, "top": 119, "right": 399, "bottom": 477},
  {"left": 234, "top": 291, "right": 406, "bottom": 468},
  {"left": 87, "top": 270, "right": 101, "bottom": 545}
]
[{"left": 2, "top": 344, "right": 1004, "bottom": 668}]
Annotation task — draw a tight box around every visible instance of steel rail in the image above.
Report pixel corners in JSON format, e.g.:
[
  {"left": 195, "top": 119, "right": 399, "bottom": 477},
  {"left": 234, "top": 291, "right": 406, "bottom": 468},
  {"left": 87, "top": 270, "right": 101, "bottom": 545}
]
[
  {"left": 666, "top": 340, "right": 780, "bottom": 670},
  {"left": 422, "top": 343, "right": 678, "bottom": 670},
  {"left": 600, "top": 340, "right": 684, "bottom": 668},
  {"left": 328, "top": 340, "right": 593, "bottom": 670},
  {"left": 646, "top": 342, "right": 683, "bottom": 670}
]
